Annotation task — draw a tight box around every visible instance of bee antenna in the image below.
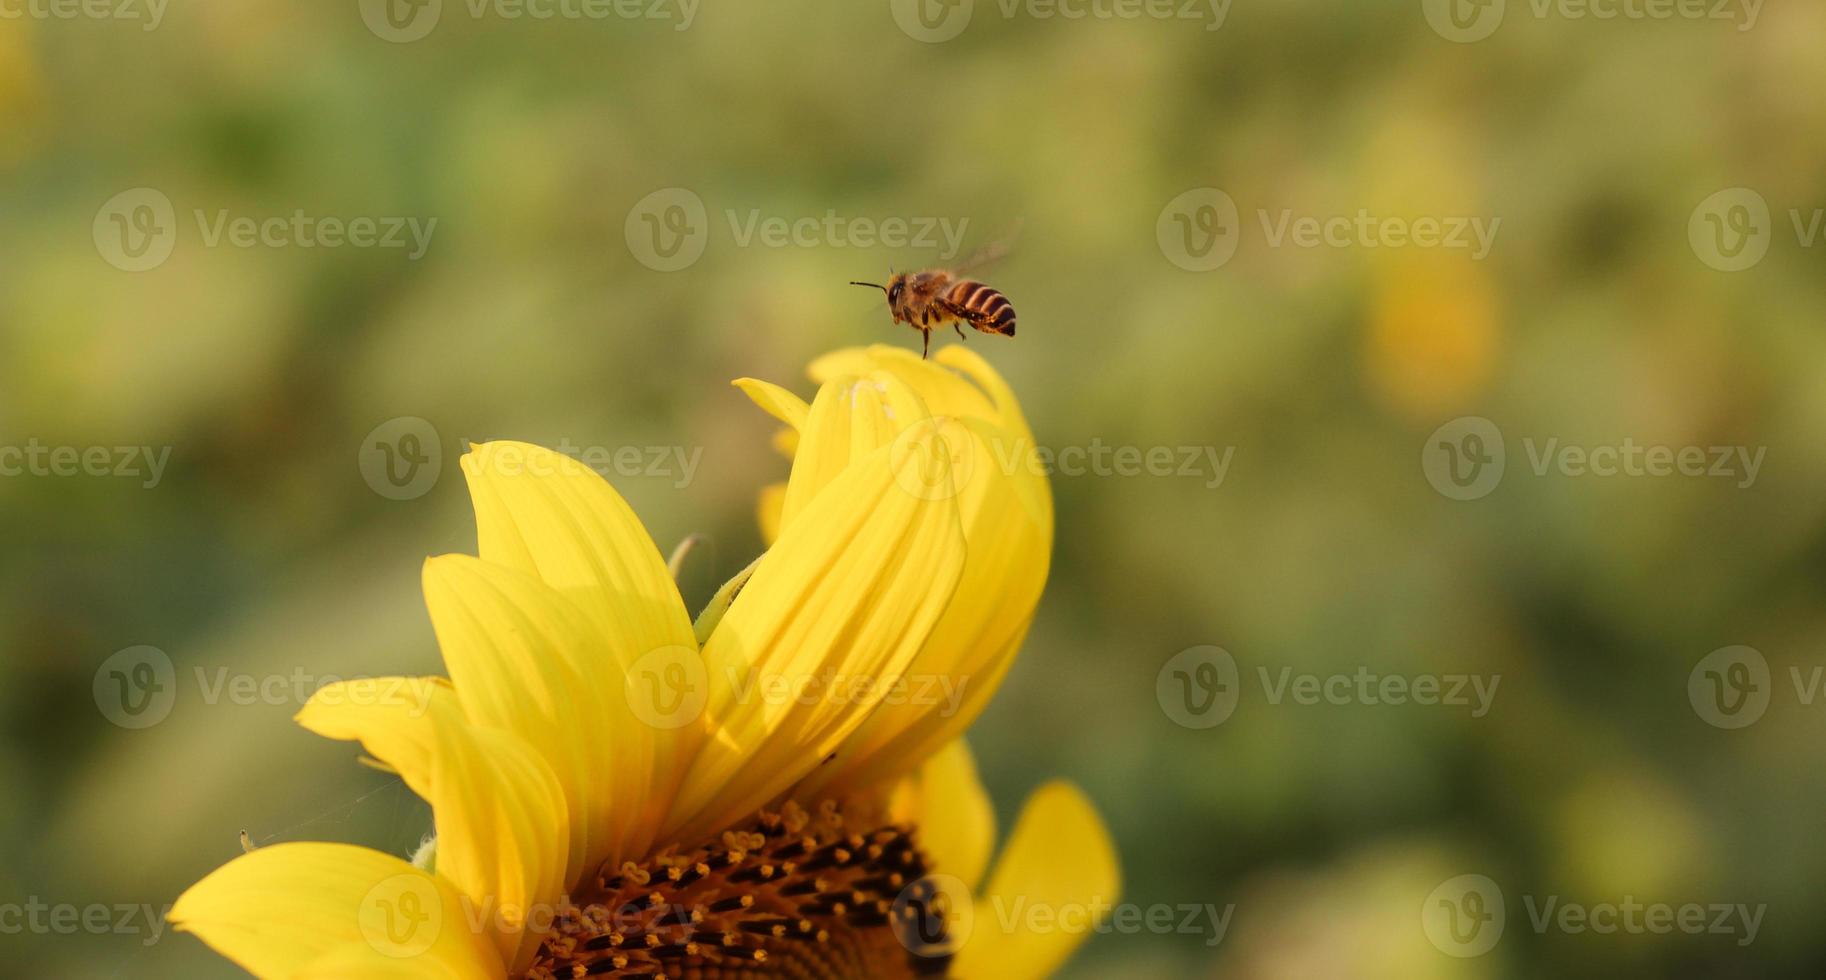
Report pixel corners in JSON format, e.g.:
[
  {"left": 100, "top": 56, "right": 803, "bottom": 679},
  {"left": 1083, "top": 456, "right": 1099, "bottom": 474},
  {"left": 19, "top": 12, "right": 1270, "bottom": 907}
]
[{"left": 849, "top": 281, "right": 885, "bottom": 291}]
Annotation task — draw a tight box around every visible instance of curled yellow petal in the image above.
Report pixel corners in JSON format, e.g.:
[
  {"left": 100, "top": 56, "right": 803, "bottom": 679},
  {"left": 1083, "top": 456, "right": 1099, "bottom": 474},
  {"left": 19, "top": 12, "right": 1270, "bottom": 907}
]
[
  {"left": 296, "top": 683, "right": 569, "bottom": 973},
  {"left": 663, "top": 430, "right": 967, "bottom": 844},
  {"left": 732, "top": 377, "right": 810, "bottom": 430},
  {"left": 424, "top": 554, "right": 636, "bottom": 883},
  {"left": 169, "top": 842, "right": 500, "bottom": 980},
  {"left": 458, "top": 440, "right": 700, "bottom": 841}
]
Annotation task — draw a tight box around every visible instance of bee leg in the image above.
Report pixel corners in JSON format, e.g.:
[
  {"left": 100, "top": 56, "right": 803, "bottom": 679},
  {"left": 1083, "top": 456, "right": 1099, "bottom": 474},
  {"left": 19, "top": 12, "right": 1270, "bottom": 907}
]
[
  {"left": 953, "top": 321, "right": 967, "bottom": 340},
  {"left": 921, "top": 329, "right": 931, "bottom": 359}
]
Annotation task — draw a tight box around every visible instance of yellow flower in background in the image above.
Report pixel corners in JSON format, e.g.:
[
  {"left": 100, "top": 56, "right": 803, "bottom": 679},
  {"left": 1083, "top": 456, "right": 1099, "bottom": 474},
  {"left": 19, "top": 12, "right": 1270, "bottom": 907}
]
[
  {"left": 171, "top": 347, "right": 1118, "bottom": 979},
  {"left": 1364, "top": 245, "right": 1500, "bottom": 422}
]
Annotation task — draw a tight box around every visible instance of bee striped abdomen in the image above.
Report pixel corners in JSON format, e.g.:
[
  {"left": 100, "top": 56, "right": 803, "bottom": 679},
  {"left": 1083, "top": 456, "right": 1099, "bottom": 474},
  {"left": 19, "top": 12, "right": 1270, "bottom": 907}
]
[{"left": 946, "top": 279, "right": 1017, "bottom": 336}]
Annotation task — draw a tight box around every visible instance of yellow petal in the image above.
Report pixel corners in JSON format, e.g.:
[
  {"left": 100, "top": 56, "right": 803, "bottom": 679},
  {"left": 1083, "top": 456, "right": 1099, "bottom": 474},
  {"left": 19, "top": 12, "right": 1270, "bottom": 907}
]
[
  {"left": 756, "top": 482, "right": 786, "bottom": 546},
  {"left": 732, "top": 377, "right": 810, "bottom": 430},
  {"left": 423, "top": 554, "right": 636, "bottom": 882},
  {"left": 293, "top": 677, "right": 455, "bottom": 802},
  {"left": 890, "top": 739, "right": 996, "bottom": 892},
  {"left": 777, "top": 375, "right": 902, "bottom": 529},
  {"left": 297, "top": 684, "right": 569, "bottom": 973},
  {"left": 298, "top": 944, "right": 497, "bottom": 979},
  {"left": 936, "top": 345, "right": 1037, "bottom": 445},
  {"left": 170, "top": 842, "right": 501, "bottom": 980},
  {"left": 810, "top": 345, "right": 1000, "bottom": 429},
  {"left": 953, "top": 783, "right": 1121, "bottom": 980},
  {"left": 663, "top": 432, "right": 967, "bottom": 844},
  {"left": 458, "top": 441, "right": 699, "bottom": 835},
  {"left": 804, "top": 415, "right": 1051, "bottom": 798}
]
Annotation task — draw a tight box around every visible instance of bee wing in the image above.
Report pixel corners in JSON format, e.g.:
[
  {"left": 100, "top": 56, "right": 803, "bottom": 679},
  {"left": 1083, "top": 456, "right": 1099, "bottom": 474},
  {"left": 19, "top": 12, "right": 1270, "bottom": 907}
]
[{"left": 951, "top": 218, "right": 1025, "bottom": 276}]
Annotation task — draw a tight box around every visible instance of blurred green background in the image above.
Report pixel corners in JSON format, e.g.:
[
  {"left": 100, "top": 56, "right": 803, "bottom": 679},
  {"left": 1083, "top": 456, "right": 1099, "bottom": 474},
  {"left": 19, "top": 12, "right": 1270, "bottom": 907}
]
[{"left": 6, "top": 1, "right": 1826, "bottom": 976}]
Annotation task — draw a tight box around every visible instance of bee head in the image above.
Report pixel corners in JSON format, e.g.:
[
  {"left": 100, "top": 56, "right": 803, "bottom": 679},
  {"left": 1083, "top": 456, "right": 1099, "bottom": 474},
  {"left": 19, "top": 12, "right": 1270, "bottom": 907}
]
[{"left": 849, "top": 272, "right": 906, "bottom": 307}]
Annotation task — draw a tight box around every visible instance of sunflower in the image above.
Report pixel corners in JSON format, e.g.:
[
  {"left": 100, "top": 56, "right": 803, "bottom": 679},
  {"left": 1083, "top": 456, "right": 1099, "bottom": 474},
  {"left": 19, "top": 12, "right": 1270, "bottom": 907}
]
[{"left": 171, "top": 346, "right": 1119, "bottom": 979}]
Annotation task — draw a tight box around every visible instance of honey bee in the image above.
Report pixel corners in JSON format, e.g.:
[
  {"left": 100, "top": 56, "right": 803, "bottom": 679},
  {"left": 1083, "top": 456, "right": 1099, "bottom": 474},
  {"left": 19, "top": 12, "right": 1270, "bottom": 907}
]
[{"left": 850, "top": 235, "right": 1020, "bottom": 358}]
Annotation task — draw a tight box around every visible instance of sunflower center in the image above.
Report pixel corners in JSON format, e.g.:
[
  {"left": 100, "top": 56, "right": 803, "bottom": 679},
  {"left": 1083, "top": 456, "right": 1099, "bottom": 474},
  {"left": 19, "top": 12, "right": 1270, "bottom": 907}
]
[{"left": 524, "top": 802, "right": 952, "bottom": 979}]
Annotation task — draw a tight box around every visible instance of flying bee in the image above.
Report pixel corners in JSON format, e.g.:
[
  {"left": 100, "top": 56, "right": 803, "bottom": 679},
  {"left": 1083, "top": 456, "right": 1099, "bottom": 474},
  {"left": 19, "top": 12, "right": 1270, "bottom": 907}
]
[{"left": 849, "top": 231, "right": 1021, "bottom": 358}]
